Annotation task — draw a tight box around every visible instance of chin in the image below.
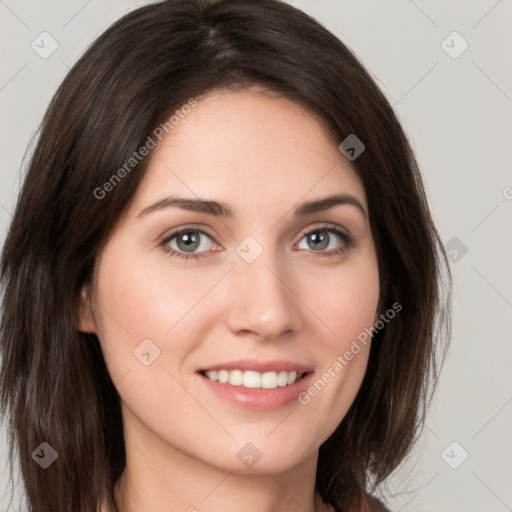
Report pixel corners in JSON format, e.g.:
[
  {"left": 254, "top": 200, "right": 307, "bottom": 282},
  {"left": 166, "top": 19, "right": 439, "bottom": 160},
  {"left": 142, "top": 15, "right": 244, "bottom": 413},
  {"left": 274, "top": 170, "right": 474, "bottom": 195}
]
[{"left": 195, "top": 438, "right": 317, "bottom": 475}]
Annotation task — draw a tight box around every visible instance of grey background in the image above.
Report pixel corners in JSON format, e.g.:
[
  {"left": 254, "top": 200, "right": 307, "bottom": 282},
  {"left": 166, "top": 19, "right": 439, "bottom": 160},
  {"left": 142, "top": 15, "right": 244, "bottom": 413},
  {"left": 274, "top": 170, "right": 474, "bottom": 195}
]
[{"left": 1, "top": 1, "right": 511, "bottom": 511}]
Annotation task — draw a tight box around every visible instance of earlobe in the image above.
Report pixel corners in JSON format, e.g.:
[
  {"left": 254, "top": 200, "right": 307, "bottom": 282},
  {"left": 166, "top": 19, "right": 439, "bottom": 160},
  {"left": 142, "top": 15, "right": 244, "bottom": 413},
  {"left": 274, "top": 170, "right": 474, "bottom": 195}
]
[{"left": 77, "top": 284, "right": 96, "bottom": 333}]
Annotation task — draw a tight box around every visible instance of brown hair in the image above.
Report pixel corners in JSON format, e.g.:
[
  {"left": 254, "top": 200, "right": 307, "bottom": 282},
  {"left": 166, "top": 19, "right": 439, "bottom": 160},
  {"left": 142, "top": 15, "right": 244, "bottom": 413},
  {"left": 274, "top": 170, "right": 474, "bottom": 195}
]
[{"left": 0, "top": 0, "right": 451, "bottom": 511}]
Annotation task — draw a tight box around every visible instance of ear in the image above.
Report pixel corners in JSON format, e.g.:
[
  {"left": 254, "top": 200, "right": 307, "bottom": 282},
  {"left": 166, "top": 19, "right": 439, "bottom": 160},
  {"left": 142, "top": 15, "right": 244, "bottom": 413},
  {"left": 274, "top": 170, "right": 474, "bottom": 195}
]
[{"left": 77, "top": 284, "right": 96, "bottom": 333}]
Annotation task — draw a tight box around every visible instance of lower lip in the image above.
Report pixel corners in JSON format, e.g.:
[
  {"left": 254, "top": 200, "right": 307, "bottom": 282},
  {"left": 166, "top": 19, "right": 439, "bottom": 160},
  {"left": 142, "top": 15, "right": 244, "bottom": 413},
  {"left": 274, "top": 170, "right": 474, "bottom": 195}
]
[{"left": 197, "top": 372, "right": 314, "bottom": 410}]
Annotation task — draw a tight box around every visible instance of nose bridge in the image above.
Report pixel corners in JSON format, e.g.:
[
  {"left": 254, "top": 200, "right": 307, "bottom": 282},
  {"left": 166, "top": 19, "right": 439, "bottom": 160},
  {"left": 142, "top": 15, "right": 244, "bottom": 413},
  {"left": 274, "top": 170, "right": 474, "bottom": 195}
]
[{"left": 225, "top": 238, "right": 301, "bottom": 338}]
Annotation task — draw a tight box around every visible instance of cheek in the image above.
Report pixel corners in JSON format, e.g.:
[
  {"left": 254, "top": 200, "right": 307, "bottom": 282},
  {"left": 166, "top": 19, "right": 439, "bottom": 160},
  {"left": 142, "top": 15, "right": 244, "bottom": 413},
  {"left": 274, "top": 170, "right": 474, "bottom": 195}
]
[
  {"left": 295, "top": 248, "right": 380, "bottom": 431},
  {"left": 91, "top": 245, "right": 224, "bottom": 376},
  {"left": 304, "top": 251, "right": 380, "bottom": 354}
]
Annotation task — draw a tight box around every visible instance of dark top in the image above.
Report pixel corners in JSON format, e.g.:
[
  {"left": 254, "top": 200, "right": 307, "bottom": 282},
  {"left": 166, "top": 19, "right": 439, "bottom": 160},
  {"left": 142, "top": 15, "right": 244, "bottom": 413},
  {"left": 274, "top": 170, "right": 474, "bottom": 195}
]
[
  {"left": 367, "top": 495, "right": 392, "bottom": 511},
  {"left": 332, "top": 495, "right": 392, "bottom": 512}
]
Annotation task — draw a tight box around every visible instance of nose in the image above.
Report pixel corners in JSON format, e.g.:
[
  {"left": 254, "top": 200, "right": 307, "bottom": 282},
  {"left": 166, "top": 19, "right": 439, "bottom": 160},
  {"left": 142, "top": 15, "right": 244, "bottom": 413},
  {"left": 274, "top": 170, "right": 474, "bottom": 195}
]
[{"left": 223, "top": 247, "right": 302, "bottom": 340}]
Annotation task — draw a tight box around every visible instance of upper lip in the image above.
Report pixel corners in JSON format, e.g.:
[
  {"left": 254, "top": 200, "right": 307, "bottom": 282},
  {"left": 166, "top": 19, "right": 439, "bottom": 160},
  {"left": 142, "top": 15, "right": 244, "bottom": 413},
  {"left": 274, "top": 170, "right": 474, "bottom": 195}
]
[{"left": 197, "top": 359, "right": 313, "bottom": 373}]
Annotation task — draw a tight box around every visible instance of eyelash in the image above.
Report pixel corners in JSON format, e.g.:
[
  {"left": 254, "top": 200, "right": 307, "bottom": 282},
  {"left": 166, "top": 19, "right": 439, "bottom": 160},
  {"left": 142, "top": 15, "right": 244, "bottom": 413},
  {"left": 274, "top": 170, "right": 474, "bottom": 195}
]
[{"left": 159, "top": 223, "right": 355, "bottom": 261}]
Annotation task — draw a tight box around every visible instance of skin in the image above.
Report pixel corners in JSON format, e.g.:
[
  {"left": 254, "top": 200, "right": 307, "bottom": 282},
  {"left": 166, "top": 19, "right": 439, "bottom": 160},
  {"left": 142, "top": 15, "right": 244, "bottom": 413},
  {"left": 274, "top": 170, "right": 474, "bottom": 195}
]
[{"left": 79, "top": 88, "right": 380, "bottom": 512}]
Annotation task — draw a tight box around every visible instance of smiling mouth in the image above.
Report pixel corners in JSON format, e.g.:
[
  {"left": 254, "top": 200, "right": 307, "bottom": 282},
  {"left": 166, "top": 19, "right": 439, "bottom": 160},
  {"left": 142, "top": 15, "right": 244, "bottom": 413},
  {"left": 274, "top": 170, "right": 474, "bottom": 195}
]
[{"left": 198, "top": 369, "right": 310, "bottom": 389}]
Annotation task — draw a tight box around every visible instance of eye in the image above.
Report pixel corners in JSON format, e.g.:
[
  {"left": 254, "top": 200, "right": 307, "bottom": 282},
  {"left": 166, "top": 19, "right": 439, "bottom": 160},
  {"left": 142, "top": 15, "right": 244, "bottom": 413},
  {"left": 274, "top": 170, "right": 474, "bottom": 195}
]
[
  {"left": 160, "top": 228, "right": 217, "bottom": 261},
  {"left": 159, "top": 223, "right": 355, "bottom": 262},
  {"left": 296, "top": 224, "right": 354, "bottom": 257}
]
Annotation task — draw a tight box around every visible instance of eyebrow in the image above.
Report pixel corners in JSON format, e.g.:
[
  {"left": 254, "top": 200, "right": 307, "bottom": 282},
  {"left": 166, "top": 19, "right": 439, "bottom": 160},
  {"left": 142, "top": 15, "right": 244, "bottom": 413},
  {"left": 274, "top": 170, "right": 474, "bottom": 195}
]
[{"left": 138, "top": 193, "right": 367, "bottom": 219}]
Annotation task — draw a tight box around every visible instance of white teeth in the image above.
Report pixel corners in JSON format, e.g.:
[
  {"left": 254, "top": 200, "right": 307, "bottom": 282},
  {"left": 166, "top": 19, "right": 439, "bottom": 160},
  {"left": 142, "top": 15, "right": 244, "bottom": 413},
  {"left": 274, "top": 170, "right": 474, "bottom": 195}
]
[
  {"left": 218, "top": 370, "right": 229, "bottom": 383},
  {"left": 243, "top": 370, "right": 261, "bottom": 388},
  {"left": 229, "top": 369, "right": 243, "bottom": 386},
  {"left": 287, "top": 371, "right": 297, "bottom": 385},
  {"left": 277, "top": 370, "right": 289, "bottom": 387},
  {"left": 262, "top": 371, "right": 278, "bottom": 389},
  {"left": 204, "top": 369, "right": 304, "bottom": 389}
]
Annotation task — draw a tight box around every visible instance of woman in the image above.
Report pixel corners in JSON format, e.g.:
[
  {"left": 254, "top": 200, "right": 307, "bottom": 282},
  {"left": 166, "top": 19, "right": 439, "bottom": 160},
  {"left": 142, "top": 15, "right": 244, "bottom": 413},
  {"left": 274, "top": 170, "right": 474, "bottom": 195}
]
[{"left": 0, "top": 1, "right": 451, "bottom": 511}]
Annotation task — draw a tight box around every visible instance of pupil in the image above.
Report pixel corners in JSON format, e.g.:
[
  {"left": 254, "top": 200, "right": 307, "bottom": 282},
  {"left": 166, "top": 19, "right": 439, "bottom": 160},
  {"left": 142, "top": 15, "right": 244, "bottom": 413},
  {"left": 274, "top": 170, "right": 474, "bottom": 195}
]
[
  {"left": 309, "top": 231, "right": 328, "bottom": 250},
  {"left": 178, "top": 232, "right": 199, "bottom": 251}
]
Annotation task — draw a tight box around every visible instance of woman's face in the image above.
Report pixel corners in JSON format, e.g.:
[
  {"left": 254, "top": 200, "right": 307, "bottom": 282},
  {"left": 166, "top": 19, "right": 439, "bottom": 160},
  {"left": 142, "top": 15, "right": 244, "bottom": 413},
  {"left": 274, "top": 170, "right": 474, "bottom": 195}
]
[{"left": 80, "top": 88, "right": 380, "bottom": 474}]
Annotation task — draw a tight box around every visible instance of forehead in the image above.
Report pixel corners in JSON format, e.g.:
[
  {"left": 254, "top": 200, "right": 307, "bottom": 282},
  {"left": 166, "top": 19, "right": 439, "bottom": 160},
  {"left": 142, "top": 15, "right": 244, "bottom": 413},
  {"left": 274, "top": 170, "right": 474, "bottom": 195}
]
[{"left": 129, "top": 88, "right": 366, "bottom": 216}]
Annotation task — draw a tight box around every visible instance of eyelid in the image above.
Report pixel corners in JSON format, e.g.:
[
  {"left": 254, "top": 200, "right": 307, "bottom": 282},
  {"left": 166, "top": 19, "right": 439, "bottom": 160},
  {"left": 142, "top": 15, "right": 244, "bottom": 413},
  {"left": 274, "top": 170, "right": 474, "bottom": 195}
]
[
  {"left": 159, "top": 222, "right": 351, "bottom": 244},
  {"left": 297, "top": 222, "right": 351, "bottom": 240},
  {"left": 158, "top": 222, "right": 355, "bottom": 258},
  {"left": 159, "top": 224, "right": 217, "bottom": 245}
]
